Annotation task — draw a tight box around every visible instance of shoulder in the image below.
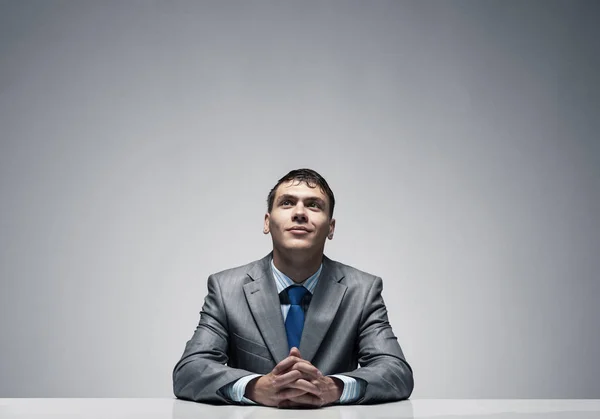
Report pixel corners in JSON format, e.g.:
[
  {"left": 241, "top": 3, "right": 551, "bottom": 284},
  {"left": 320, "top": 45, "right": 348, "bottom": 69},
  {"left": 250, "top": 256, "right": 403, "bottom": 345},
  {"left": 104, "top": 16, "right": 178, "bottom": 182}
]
[
  {"left": 202, "top": 257, "right": 267, "bottom": 300},
  {"left": 208, "top": 254, "right": 270, "bottom": 284}
]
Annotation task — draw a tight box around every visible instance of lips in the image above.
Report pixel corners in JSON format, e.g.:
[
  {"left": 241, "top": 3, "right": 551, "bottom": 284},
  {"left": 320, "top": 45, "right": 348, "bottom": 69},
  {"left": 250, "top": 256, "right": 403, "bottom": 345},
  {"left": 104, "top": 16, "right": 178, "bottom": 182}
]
[{"left": 288, "top": 226, "right": 311, "bottom": 233}]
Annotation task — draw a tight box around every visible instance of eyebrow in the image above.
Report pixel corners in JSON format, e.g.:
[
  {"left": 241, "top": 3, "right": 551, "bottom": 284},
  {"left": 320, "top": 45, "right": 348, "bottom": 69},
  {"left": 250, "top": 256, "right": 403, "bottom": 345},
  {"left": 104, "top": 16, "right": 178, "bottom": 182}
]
[{"left": 278, "top": 194, "right": 326, "bottom": 206}]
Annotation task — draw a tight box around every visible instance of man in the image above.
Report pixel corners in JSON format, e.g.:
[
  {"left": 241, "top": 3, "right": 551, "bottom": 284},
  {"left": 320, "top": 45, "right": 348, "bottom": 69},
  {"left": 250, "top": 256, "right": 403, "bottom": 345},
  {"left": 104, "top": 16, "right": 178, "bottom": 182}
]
[{"left": 173, "top": 169, "right": 413, "bottom": 407}]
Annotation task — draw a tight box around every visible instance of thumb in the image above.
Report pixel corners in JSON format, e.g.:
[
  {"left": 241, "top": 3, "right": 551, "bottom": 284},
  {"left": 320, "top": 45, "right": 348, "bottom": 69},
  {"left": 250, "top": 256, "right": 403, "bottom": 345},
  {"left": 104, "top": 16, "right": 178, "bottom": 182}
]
[{"left": 289, "top": 347, "right": 302, "bottom": 358}]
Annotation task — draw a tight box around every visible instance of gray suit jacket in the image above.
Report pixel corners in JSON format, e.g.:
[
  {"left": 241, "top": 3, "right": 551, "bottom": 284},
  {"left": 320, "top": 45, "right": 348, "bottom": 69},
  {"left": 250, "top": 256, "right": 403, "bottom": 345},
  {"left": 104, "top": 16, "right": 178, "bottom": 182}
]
[{"left": 173, "top": 253, "right": 414, "bottom": 404}]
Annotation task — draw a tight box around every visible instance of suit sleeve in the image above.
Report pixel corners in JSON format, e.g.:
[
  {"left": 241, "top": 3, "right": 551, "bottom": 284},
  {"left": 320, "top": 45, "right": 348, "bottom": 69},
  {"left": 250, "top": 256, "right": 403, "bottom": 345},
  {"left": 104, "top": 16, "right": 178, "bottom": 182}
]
[
  {"left": 341, "top": 276, "right": 414, "bottom": 404},
  {"left": 172, "top": 274, "right": 255, "bottom": 404}
]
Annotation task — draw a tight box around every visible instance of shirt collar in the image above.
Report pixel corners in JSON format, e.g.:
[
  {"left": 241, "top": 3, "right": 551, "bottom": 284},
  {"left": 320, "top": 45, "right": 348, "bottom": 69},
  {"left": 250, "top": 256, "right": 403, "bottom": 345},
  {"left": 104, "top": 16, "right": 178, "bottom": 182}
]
[{"left": 270, "top": 258, "right": 322, "bottom": 295}]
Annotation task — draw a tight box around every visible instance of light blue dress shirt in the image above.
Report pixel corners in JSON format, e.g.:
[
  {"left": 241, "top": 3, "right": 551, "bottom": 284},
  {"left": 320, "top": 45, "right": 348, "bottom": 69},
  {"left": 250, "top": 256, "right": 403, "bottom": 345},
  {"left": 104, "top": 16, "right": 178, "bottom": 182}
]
[{"left": 222, "top": 259, "right": 364, "bottom": 404}]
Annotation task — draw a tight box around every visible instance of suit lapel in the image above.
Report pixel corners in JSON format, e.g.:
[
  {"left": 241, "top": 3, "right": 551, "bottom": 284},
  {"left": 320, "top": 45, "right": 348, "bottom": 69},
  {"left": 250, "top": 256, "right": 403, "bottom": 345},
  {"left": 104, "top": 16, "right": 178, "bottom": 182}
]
[
  {"left": 243, "top": 255, "right": 289, "bottom": 364},
  {"left": 299, "top": 256, "right": 347, "bottom": 362}
]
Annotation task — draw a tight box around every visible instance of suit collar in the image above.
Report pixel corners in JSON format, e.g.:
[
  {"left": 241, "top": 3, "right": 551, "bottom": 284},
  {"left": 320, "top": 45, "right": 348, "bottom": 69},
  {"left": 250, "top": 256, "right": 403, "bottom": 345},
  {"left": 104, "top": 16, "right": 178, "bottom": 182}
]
[
  {"left": 243, "top": 253, "right": 288, "bottom": 362},
  {"left": 246, "top": 252, "right": 272, "bottom": 282},
  {"left": 299, "top": 256, "right": 347, "bottom": 361},
  {"left": 244, "top": 253, "right": 347, "bottom": 363},
  {"left": 321, "top": 254, "right": 346, "bottom": 284},
  {"left": 247, "top": 252, "right": 345, "bottom": 284}
]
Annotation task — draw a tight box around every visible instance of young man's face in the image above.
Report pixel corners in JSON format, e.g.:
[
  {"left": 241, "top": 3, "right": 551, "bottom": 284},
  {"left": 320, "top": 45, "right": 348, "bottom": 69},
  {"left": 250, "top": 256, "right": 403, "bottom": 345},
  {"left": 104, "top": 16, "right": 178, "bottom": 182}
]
[{"left": 264, "top": 180, "right": 335, "bottom": 253}]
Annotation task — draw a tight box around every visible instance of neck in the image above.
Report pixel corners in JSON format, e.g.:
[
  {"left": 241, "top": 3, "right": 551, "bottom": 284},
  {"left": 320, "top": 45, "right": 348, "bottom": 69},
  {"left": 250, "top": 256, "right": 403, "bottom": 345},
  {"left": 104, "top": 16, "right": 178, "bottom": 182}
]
[{"left": 272, "top": 248, "right": 323, "bottom": 283}]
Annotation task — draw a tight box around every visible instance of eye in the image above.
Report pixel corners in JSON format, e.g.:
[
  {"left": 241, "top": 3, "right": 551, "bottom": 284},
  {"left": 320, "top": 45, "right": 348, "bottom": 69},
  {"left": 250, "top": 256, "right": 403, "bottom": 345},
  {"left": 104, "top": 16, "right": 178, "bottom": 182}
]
[
  {"left": 281, "top": 199, "right": 293, "bottom": 206},
  {"left": 308, "top": 202, "right": 321, "bottom": 209}
]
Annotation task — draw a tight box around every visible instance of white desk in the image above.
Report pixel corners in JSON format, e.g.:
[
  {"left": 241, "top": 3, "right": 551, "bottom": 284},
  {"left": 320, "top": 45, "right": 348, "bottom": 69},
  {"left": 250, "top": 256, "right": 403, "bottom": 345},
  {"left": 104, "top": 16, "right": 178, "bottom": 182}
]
[{"left": 1, "top": 399, "right": 599, "bottom": 419}]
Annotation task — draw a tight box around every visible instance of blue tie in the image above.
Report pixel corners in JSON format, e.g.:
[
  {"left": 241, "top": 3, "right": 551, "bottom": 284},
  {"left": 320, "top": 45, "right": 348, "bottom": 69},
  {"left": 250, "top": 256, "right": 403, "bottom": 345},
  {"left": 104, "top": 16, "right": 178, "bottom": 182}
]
[{"left": 285, "top": 286, "right": 309, "bottom": 350}]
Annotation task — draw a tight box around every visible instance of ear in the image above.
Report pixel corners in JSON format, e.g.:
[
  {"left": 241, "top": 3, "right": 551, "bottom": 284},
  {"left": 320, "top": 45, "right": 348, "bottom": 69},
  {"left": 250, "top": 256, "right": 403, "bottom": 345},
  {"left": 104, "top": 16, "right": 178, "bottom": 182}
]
[
  {"left": 263, "top": 213, "right": 270, "bottom": 234},
  {"left": 327, "top": 218, "right": 336, "bottom": 240}
]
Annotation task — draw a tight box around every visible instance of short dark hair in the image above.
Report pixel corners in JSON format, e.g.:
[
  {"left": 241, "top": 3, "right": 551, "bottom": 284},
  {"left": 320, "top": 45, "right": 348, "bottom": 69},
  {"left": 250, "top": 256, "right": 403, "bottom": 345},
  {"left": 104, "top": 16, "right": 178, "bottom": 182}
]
[{"left": 267, "top": 168, "right": 335, "bottom": 218}]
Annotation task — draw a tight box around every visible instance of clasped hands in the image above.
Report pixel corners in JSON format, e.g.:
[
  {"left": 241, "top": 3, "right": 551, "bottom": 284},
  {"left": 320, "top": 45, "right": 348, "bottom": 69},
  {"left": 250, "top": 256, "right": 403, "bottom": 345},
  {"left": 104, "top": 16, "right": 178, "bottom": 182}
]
[{"left": 245, "top": 347, "right": 343, "bottom": 408}]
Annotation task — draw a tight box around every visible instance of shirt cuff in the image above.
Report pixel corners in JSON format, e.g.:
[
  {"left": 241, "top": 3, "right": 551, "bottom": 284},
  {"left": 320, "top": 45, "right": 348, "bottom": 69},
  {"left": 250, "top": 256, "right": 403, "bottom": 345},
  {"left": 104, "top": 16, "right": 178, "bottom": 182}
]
[
  {"left": 222, "top": 374, "right": 262, "bottom": 404},
  {"left": 330, "top": 374, "right": 364, "bottom": 404}
]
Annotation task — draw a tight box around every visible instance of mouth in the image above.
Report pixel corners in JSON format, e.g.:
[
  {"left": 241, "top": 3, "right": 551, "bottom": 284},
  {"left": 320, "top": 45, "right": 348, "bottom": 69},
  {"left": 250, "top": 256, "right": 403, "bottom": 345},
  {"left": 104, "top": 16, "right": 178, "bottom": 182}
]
[{"left": 287, "top": 227, "right": 311, "bottom": 234}]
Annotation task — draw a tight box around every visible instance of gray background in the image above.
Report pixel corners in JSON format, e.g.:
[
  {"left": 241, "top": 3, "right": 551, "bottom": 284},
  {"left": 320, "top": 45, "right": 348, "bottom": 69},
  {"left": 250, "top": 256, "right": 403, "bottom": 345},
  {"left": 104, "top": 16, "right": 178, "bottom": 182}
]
[{"left": 1, "top": 0, "right": 598, "bottom": 399}]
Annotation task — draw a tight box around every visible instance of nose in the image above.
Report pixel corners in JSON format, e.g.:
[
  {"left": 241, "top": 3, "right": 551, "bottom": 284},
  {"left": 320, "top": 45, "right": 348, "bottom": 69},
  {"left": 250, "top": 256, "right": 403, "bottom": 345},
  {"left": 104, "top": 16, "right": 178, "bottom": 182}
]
[{"left": 292, "top": 203, "right": 308, "bottom": 223}]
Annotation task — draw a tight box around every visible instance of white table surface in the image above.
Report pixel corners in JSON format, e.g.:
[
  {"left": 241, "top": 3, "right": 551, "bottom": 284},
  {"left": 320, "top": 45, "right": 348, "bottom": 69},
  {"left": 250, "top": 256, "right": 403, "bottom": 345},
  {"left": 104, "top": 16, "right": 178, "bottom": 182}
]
[{"left": 1, "top": 399, "right": 599, "bottom": 419}]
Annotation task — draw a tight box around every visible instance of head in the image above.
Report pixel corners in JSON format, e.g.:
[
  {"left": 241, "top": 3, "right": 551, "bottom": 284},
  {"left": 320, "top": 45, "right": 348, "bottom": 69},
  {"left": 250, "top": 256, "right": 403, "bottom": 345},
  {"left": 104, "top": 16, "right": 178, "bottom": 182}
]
[{"left": 264, "top": 169, "right": 336, "bottom": 255}]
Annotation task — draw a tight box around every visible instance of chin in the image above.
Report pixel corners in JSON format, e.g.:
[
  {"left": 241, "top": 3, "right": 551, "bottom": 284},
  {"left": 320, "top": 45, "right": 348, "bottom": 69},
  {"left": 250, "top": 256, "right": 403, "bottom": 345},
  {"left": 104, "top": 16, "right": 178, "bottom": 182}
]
[{"left": 280, "top": 241, "right": 315, "bottom": 251}]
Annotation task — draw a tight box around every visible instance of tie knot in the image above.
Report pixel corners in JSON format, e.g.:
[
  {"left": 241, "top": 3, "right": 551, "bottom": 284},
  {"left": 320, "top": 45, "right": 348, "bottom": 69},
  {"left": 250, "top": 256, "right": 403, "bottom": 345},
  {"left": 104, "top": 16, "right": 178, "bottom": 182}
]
[{"left": 286, "top": 286, "right": 308, "bottom": 305}]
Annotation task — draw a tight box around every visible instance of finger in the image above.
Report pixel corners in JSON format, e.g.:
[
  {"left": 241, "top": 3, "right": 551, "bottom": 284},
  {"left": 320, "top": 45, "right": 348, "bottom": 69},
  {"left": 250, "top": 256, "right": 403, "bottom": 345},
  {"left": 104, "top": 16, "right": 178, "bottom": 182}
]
[
  {"left": 291, "top": 361, "right": 322, "bottom": 379},
  {"left": 286, "top": 392, "right": 323, "bottom": 407},
  {"left": 276, "top": 387, "right": 306, "bottom": 401},
  {"left": 272, "top": 356, "right": 302, "bottom": 374},
  {"left": 277, "top": 398, "right": 319, "bottom": 409},
  {"left": 278, "top": 400, "right": 317, "bottom": 409},
  {"left": 277, "top": 399, "right": 301, "bottom": 409},
  {"left": 273, "top": 369, "right": 303, "bottom": 387},
  {"left": 285, "top": 378, "right": 322, "bottom": 397},
  {"left": 289, "top": 347, "right": 302, "bottom": 358},
  {"left": 277, "top": 399, "right": 294, "bottom": 409},
  {"left": 273, "top": 356, "right": 312, "bottom": 375}
]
